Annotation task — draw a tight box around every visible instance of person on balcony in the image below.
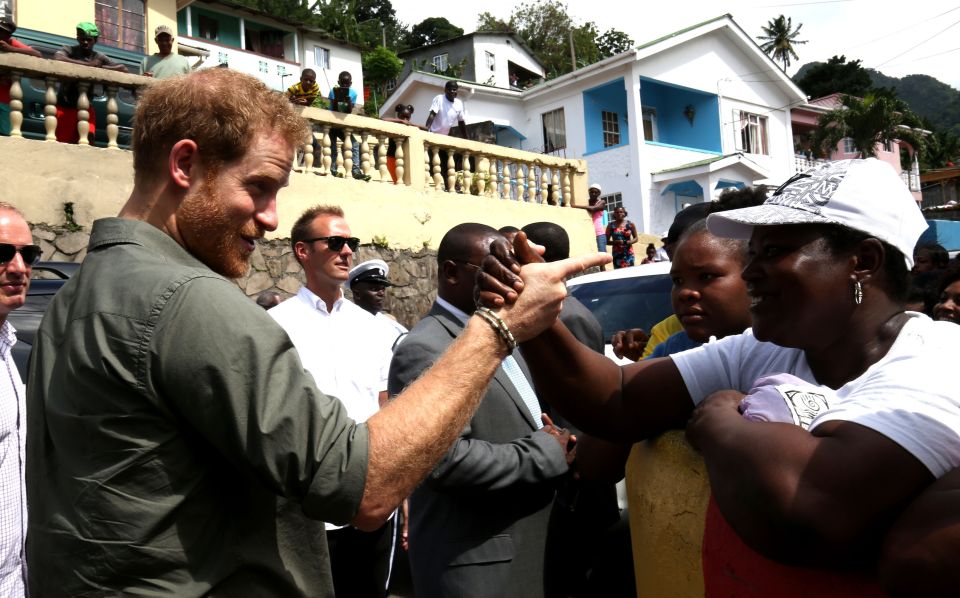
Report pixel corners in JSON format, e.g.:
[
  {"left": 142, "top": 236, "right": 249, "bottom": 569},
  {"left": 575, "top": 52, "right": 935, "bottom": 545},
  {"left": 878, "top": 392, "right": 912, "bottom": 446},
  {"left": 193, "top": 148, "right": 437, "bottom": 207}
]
[
  {"left": 141, "top": 25, "right": 190, "bottom": 80},
  {"left": 327, "top": 70, "right": 366, "bottom": 180},
  {"left": 425, "top": 81, "right": 470, "bottom": 192},
  {"left": 52, "top": 22, "right": 127, "bottom": 144},
  {"left": 286, "top": 68, "right": 320, "bottom": 106},
  {"left": 0, "top": 18, "right": 41, "bottom": 137},
  {"left": 0, "top": 19, "right": 43, "bottom": 135},
  {"left": 425, "top": 81, "right": 468, "bottom": 139}
]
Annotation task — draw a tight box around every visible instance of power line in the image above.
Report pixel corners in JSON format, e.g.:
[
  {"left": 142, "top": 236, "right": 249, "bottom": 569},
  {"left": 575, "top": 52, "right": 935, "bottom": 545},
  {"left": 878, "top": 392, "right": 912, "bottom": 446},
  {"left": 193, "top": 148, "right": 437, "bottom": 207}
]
[
  {"left": 880, "top": 46, "right": 960, "bottom": 69},
  {"left": 873, "top": 16, "right": 960, "bottom": 68},
  {"left": 752, "top": 0, "right": 857, "bottom": 6},
  {"left": 846, "top": 5, "right": 960, "bottom": 49}
]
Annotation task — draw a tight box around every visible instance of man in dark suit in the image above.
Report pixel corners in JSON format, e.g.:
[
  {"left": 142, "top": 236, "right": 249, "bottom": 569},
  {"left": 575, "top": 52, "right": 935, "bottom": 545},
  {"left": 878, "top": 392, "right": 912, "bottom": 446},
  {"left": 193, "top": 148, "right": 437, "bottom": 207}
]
[
  {"left": 522, "top": 221, "right": 636, "bottom": 598},
  {"left": 388, "top": 223, "right": 573, "bottom": 598}
]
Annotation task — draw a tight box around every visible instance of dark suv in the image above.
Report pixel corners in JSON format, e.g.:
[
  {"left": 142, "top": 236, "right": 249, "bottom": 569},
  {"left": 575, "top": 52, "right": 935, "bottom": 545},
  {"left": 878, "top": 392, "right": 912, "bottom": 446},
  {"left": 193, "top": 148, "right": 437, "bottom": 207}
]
[{"left": 10, "top": 261, "right": 77, "bottom": 382}]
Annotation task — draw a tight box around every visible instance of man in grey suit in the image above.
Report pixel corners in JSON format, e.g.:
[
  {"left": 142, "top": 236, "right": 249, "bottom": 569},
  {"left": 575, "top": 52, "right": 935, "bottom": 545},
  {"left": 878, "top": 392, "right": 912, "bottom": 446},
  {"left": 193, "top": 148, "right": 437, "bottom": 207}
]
[{"left": 388, "top": 223, "right": 574, "bottom": 598}]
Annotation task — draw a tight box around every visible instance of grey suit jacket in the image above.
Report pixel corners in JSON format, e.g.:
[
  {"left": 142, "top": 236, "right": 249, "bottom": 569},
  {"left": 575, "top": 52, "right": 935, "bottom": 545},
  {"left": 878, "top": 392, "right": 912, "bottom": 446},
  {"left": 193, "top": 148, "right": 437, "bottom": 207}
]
[{"left": 388, "top": 303, "right": 569, "bottom": 598}]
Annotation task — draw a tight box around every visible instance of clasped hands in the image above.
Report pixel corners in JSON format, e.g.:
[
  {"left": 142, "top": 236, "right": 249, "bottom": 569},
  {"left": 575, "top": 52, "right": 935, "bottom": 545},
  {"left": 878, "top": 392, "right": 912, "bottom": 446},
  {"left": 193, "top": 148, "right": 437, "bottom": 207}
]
[{"left": 473, "top": 232, "right": 610, "bottom": 344}]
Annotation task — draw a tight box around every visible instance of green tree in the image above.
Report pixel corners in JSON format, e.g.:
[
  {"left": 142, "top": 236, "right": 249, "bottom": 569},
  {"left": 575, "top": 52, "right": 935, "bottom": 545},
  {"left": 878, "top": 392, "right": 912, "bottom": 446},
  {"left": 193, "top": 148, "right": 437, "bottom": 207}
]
[
  {"left": 812, "top": 90, "right": 926, "bottom": 160},
  {"left": 475, "top": 1, "right": 632, "bottom": 79},
  {"left": 311, "top": 0, "right": 407, "bottom": 49},
  {"left": 362, "top": 45, "right": 404, "bottom": 114},
  {"left": 476, "top": 12, "right": 510, "bottom": 32},
  {"left": 596, "top": 28, "right": 635, "bottom": 58},
  {"left": 404, "top": 17, "right": 464, "bottom": 48},
  {"left": 794, "top": 55, "right": 873, "bottom": 99},
  {"left": 923, "top": 130, "right": 960, "bottom": 170},
  {"left": 758, "top": 15, "right": 807, "bottom": 71}
]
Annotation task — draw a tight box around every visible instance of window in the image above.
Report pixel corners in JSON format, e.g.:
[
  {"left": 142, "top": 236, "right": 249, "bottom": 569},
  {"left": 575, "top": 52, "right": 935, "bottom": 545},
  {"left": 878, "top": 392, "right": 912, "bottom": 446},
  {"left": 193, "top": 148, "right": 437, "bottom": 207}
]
[
  {"left": 735, "top": 111, "right": 768, "bottom": 155},
  {"left": 541, "top": 108, "right": 566, "bottom": 153},
  {"left": 95, "top": 0, "right": 145, "bottom": 53},
  {"left": 245, "top": 28, "right": 285, "bottom": 59},
  {"left": 602, "top": 110, "right": 621, "bottom": 147},
  {"left": 642, "top": 108, "right": 657, "bottom": 142},
  {"left": 883, "top": 139, "right": 894, "bottom": 153},
  {"left": 486, "top": 51, "right": 496, "bottom": 71},
  {"left": 385, "top": 78, "right": 397, "bottom": 93},
  {"left": 603, "top": 192, "right": 623, "bottom": 219},
  {"left": 842, "top": 137, "right": 857, "bottom": 154},
  {"left": 314, "top": 46, "right": 330, "bottom": 70},
  {"left": 199, "top": 15, "right": 219, "bottom": 41},
  {"left": 432, "top": 53, "right": 448, "bottom": 72}
]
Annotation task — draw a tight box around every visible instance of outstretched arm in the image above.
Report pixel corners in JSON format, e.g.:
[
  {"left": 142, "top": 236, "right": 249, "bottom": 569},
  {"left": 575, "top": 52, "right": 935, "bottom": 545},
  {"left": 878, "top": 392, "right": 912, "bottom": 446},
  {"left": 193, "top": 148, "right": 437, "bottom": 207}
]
[{"left": 356, "top": 251, "right": 610, "bottom": 529}]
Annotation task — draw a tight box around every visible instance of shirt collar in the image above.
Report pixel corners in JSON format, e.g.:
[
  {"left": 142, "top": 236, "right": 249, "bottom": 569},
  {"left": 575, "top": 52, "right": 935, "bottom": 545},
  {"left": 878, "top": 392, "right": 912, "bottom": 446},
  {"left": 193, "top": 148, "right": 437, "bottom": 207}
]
[
  {"left": 298, "top": 285, "right": 344, "bottom": 315},
  {"left": 0, "top": 320, "right": 16, "bottom": 358},
  {"left": 436, "top": 296, "right": 470, "bottom": 325}
]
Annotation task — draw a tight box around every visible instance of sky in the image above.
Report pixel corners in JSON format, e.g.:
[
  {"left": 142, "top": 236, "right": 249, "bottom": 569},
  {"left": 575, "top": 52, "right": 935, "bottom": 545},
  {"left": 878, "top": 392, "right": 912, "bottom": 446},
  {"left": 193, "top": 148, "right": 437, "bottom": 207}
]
[{"left": 390, "top": 0, "right": 960, "bottom": 91}]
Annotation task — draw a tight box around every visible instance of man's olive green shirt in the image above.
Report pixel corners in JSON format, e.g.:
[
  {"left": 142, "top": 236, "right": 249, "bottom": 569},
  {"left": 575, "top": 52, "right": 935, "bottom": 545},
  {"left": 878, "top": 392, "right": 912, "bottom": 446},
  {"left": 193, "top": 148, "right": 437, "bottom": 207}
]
[{"left": 26, "top": 218, "right": 369, "bottom": 597}]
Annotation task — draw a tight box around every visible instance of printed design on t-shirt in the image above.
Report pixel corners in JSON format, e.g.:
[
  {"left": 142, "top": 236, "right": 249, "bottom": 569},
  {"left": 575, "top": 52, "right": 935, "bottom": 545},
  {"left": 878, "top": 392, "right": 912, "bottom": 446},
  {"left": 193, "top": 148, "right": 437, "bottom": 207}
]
[{"left": 779, "top": 387, "right": 831, "bottom": 430}]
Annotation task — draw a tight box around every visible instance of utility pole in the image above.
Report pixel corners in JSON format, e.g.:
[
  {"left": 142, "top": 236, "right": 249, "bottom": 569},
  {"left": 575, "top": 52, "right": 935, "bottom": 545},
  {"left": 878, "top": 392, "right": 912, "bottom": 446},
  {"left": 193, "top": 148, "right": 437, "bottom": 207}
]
[
  {"left": 568, "top": 29, "right": 576, "bottom": 72},
  {"left": 381, "top": 22, "right": 386, "bottom": 48}
]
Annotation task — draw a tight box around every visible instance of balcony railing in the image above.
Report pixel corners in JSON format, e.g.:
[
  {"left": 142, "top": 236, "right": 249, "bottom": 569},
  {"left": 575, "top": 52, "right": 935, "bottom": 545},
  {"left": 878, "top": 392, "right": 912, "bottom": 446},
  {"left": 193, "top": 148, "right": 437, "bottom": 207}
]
[
  {"left": 0, "top": 53, "right": 148, "bottom": 148},
  {"left": 295, "top": 106, "right": 585, "bottom": 205},
  {"left": 0, "top": 52, "right": 588, "bottom": 207}
]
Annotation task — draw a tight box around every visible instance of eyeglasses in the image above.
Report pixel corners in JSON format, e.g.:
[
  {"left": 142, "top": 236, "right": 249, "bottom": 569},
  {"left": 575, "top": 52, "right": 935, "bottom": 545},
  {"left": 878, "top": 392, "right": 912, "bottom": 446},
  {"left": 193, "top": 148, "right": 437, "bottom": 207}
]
[
  {"left": 0, "top": 244, "right": 41, "bottom": 265},
  {"left": 302, "top": 236, "right": 360, "bottom": 252}
]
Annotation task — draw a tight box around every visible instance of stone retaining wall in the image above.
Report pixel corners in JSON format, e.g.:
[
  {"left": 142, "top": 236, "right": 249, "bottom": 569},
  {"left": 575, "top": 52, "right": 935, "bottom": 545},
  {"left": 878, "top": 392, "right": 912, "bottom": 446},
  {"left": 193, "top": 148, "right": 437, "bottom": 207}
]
[{"left": 31, "top": 224, "right": 438, "bottom": 329}]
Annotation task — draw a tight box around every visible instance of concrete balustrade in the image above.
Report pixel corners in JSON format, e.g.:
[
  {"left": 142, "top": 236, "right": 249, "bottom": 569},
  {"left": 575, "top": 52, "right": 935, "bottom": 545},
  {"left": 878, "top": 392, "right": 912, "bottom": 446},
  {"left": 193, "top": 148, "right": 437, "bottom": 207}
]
[
  {"left": 294, "top": 104, "right": 587, "bottom": 206},
  {"left": 0, "top": 53, "right": 149, "bottom": 147}
]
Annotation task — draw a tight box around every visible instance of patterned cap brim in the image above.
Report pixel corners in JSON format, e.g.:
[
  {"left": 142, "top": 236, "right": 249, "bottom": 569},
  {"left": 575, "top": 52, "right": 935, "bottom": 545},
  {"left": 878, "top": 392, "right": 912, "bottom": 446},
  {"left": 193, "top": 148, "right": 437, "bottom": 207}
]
[{"left": 706, "top": 204, "right": 834, "bottom": 240}]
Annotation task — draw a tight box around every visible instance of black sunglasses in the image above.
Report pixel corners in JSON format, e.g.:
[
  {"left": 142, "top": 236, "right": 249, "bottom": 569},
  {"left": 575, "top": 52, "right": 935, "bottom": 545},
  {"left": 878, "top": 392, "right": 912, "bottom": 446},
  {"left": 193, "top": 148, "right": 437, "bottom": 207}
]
[
  {"left": 0, "top": 244, "right": 41, "bottom": 265},
  {"left": 302, "top": 236, "right": 360, "bottom": 252}
]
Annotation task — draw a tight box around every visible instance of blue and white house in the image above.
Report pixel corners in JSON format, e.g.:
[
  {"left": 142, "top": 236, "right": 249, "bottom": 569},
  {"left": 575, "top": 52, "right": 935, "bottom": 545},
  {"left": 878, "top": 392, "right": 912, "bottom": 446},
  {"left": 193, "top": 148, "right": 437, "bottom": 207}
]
[{"left": 386, "top": 15, "right": 807, "bottom": 235}]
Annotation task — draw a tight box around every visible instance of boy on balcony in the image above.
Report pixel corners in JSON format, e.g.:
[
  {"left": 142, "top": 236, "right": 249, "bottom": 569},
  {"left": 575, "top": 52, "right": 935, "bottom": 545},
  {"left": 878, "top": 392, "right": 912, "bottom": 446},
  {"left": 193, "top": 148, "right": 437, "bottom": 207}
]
[{"left": 52, "top": 22, "right": 127, "bottom": 144}]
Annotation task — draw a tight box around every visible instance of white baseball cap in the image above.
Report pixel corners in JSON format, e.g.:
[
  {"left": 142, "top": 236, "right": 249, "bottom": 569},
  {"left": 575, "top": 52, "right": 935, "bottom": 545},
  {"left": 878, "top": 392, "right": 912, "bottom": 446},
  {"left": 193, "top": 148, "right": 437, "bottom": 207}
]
[{"left": 707, "top": 158, "right": 926, "bottom": 268}]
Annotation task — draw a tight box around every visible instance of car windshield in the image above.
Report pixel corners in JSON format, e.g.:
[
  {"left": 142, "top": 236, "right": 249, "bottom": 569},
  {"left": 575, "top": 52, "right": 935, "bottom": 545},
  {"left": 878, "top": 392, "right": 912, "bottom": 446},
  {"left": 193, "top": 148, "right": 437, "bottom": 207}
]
[{"left": 568, "top": 270, "right": 674, "bottom": 342}]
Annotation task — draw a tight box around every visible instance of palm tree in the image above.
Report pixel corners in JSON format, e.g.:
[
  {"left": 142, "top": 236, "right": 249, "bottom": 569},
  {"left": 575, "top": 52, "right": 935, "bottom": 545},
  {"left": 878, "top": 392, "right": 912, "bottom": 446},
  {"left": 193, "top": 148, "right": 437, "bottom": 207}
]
[
  {"left": 812, "top": 91, "right": 926, "bottom": 160},
  {"left": 758, "top": 15, "right": 807, "bottom": 71}
]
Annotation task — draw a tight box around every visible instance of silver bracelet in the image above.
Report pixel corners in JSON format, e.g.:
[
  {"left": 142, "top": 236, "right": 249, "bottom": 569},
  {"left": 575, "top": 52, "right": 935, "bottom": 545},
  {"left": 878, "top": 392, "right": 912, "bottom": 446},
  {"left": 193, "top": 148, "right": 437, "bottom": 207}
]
[{"left": 474, "top": 307, "right": 518, "bottom": 353}]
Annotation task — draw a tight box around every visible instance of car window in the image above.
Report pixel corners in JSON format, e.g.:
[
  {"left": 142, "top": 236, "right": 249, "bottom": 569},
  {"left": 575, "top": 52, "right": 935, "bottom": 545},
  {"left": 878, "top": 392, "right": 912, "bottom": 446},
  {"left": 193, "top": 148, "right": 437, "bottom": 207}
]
[{"left": 568, "top": 273, "right": 674, "bottom": 341}]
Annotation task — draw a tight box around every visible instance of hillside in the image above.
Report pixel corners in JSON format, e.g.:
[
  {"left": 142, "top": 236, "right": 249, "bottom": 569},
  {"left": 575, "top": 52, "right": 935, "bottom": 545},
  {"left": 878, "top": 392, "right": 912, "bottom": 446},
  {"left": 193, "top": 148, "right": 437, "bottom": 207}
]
[
  {"left": 868, "top": 72, "right": 960, "bottom": 136},
  {"left": 794, "top": 61, "right": 960, "bottom": 136}
]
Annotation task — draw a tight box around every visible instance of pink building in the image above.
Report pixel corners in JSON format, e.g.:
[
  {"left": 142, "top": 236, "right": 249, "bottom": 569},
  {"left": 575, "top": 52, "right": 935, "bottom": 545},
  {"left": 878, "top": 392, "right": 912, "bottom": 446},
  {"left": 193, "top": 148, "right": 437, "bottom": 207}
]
[{"left": 791, "top": 93, "right": 921, "bottom": 202}]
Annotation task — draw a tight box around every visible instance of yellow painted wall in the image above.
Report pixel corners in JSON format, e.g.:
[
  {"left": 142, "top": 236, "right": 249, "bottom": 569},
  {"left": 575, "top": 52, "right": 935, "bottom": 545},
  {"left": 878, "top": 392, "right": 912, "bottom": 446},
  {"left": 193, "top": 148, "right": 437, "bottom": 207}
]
[
  {"left": 145, "top": 0, "right": 179, "bottom": 55},
  {"left": 16, "top": 0, "right": 179, "bottom": 55},
  {"left": 17, "top": 1, "right": 90, "bottom": 38}
]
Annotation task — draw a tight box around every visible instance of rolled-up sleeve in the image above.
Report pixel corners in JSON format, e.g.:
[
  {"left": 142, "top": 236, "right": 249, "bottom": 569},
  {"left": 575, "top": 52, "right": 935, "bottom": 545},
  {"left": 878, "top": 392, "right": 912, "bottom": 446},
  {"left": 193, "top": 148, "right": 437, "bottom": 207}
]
[{"left": 147, "top": 276, "right": 369, "bottom": 525}]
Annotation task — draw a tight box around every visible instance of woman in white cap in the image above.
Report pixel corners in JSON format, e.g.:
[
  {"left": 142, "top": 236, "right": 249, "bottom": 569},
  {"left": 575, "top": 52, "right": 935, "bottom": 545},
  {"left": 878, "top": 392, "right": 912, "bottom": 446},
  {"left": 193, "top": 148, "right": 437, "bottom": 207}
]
[{"left": 488, "top": 158, "right": 960, "bottom": 594}]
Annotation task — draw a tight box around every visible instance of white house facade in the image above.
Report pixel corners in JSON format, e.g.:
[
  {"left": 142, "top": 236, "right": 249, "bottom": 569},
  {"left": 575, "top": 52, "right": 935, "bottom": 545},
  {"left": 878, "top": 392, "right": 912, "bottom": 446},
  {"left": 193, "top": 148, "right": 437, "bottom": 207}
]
[
  {"left": 386, "top": 15, "right": 807, "bottom": 235},
  {"left": 176, "top": 0, "right": 363, "bottom": 101}
]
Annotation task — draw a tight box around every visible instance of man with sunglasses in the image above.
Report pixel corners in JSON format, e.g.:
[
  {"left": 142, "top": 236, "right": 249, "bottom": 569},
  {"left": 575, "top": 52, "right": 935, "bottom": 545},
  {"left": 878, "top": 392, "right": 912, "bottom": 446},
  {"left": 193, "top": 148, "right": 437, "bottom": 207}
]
[
  {"left": 269, "top": 205, "right": 399, "bottom": 598},
  {"left": 0, "top": 204, "right": 38, "bottom": 598}
]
